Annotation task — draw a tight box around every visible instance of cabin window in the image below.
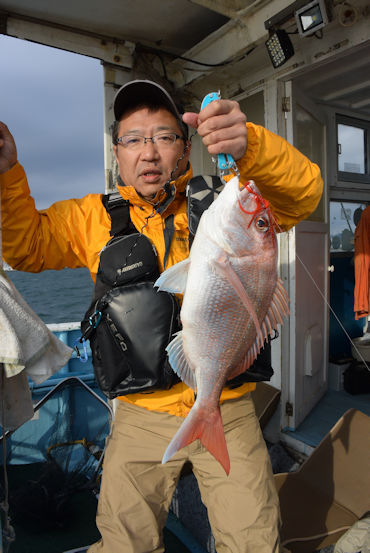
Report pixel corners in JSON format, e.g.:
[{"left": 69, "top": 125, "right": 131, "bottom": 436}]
[
  {"left": 337, "top": 115, "right": 370, "bottom": 185},
  {"left": 330, "top": 200, "right": 366, "bottom": 252}
]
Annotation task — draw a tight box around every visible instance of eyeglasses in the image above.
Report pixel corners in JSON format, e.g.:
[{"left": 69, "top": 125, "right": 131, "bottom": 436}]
[{"left": 117, "top": 132, "right": 185, "bottom": 150}]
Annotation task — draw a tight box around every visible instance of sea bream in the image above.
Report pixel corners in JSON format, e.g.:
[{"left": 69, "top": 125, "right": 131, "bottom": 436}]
[{"left": 155, "top": 176, "right": 289, "bottom": 475}]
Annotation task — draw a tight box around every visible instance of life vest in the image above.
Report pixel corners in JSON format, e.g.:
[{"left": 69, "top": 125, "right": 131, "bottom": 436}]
[{"left": 80, "top": 176, "right": 273, "bottom": 399}]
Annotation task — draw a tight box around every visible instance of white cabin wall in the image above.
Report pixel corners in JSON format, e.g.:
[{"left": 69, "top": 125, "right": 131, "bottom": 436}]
[
  {"left": 238, "top": 91, "right": 265, "bottom": 127},
  {"left": 188, "top": 134, "right": 218, "bottom": 178},
  {"left": 211, "top": 3, "right": 370, "bottom": 428},
  {"left": 102, "top": 64, "right": 132, "bottom": 193}
]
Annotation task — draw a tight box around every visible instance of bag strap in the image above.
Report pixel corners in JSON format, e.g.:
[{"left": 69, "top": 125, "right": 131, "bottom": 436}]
[
  {"left": 163, "top": 214, "right": 175, "bottom": 269},
  {"left": 102, "top": 191, "right": 136, "bottom": 236},
  {"left": 186, "top": 175, "right": 224, "bottom": 247},
  {"left": 104, "top": 175, "right": 224, "bottom": 239}
]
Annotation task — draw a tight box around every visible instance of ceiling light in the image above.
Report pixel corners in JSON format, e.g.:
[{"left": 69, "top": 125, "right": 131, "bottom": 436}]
[
  {"left": 295, "top": 0, "right": 329, "bottom": 36},
  {"left": 265, "top": 30, "right": 294, "bottom": 68}
]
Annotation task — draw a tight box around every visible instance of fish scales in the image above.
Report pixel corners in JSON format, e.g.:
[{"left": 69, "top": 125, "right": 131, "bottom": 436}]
[{"left": 155, "top": 176, "right": 289, "bottom": 474}]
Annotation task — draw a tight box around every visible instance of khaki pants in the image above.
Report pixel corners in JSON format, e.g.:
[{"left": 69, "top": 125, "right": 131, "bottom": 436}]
[{"left": 88, "top": 394, "right": 280, "bottom": 553}]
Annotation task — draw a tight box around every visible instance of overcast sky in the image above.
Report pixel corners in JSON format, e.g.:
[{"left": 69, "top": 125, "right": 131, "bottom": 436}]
[{"left": 1, "top": 34, "right": 105, "bottom": 208}]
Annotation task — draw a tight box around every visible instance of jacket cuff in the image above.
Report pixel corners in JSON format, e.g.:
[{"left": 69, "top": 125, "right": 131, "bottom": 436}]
[
  {"left": 236, "top": 123, "right": 260, "bottom": 180},
  {"left": 0, "top": 162, "right": 27, "bottom": 196},
  {"left": 0, "top": 161, "right": 24, "bottom": 181}
]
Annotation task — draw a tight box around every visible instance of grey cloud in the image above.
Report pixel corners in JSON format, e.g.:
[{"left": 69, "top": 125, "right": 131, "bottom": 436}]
[
  {"left": 29, "top": 166, "right": 105, "bottom": 209},
  {"left": 1, "top": 35, "right": 105, "bottom": 207}
]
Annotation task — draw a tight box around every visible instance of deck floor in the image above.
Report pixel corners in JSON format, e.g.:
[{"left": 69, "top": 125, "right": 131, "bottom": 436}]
[{"left": 283, "top": 389, "right": 370, "bottom": 448}]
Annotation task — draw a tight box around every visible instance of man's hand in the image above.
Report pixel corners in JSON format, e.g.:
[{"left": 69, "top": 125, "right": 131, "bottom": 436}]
[
  {"left": 0, "top": 122, "right": 17, "bottom": 174},
  {"left": 183, "top": 99, "right": 247, "bottom": 161}
]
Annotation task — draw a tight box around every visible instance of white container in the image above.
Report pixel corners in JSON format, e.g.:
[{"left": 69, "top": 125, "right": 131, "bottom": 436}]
[
  {"left": 351, "top": 336, "right": 370, "bottom": 363},
  {"left": 328, "top": 362, "right": 350, "bottom": 391}
]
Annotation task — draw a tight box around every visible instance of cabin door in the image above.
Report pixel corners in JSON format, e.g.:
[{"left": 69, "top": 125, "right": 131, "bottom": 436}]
[{"left": 280, "top": 81, "right": 329, "bottom": 430}]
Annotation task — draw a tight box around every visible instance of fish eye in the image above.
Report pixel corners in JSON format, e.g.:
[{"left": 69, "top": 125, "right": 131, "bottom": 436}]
[{"left": 255, "top": 216, "right": 269, "bottom": 232}]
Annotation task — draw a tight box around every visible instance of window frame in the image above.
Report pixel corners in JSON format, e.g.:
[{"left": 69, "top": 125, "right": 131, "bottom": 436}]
[{"left": 336, "top": 114, "right": 370, "bottom": 186}]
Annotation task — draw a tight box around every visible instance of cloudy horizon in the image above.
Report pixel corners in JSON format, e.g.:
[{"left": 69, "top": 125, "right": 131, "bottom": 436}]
[{"left": 1, "top": 34, "right": 105, "bottom": 209}]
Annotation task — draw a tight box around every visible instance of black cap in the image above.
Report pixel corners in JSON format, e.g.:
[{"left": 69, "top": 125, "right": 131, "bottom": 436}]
[{"left": 113, "top": 80, "right": 188, "bottom": 137}]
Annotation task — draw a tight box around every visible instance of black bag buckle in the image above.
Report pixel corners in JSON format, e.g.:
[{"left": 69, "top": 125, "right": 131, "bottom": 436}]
[{"left": 74, "top": 310, "right": 102, "bottom": 363}]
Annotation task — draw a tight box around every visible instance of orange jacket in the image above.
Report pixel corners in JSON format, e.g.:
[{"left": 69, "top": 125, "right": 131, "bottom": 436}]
[
  {"left": 354, "top": 206, "right": 370, "bottom": 320},
  {"left": 1, "top": 123, "right": 323, "bottom": 417}
]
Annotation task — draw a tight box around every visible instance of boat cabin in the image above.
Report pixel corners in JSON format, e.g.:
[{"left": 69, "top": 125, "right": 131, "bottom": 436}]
[
  {"left": 2, "top": 0, "right": 369, "bottom": 442},
  {"left": 0, "top": 2, "right": 370, "bottom": 550}
]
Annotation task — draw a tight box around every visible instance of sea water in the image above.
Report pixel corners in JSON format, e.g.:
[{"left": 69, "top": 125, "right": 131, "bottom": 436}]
[{"left": 6, "top": 267, "right": 94, "bottom": 324}]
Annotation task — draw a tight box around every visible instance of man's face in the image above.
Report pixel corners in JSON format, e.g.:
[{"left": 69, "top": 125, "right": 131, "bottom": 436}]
[{"left": 113, "top": 107, "right": 191, "bottom": 200}]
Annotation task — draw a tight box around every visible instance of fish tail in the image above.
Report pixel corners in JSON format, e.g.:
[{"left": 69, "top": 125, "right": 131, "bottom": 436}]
[{"left": 162, "top": 404, "right": 230, "bottom": 475}]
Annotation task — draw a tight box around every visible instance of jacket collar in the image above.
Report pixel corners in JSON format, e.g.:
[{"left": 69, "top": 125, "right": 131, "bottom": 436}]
[{"left": 116, "top": 163, "right": 192, "bottom": 214}]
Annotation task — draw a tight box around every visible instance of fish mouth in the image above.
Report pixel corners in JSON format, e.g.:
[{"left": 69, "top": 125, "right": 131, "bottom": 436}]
[{"left": 238, "top": 180, "right": 269, "bottom": 216}]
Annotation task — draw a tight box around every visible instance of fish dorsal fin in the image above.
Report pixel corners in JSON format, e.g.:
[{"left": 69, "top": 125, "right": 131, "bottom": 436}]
[
  {"left": 227, "top": 278, "right": 290, "bottom": 381},
  {"left": 166, "top": 331, "right": 197, "bottom": 390},
  {"left": 154, "top": 258, "right": 190, "bottom": 294}
]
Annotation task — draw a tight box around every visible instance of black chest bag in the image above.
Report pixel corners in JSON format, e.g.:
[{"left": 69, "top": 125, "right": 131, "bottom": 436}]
[{"left": 81, "top": 176, "right": 273, "bottom": 399}]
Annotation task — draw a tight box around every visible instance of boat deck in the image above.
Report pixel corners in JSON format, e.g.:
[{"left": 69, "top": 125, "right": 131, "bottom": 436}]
[{"left": 282, "top": 389, "right": 370, "bottom": 455}]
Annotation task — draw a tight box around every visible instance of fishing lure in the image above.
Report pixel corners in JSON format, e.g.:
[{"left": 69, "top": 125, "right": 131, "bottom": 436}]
[{"left": 201, "top": 91, "right": 240, "bottom": 179}]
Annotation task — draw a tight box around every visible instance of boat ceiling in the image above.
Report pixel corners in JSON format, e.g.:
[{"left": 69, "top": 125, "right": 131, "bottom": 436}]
[
  {"left": 292, "top": 41, "right": 370, "bottom": 117},
  {"left": 0, "top": 0, "right": 230, "bottom": 54},
  {"left": 1, "top": 0, "right": 369, "bottom": 116}
]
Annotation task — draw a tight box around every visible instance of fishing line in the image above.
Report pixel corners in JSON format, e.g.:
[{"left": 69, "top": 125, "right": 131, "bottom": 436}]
[
  {"left": 239, "top": 187, "right": 370, "bottom": 372},
  {"left": 271, "top": 216, "right": 370, "bottom": 373},
  {"left": 164, "top": 129, "right": 197, "bottom": 196},
  {"left": 340, "top": 201, "right": 353, "bottom": 234},
  {"left": 295, "top": 251, "right": 370, "bottom": 372}
]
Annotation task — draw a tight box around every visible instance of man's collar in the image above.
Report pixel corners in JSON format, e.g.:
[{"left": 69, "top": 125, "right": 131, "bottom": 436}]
[{"left": 117, "top": 163, "right": 192, "bottom": 213}]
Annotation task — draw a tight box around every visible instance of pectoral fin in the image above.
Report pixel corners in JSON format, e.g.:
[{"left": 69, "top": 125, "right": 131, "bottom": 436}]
[
  {"left": 166, "top": 331, "right": 197, "bottom": 390},
  {"left": 154, "top": 258, "right": 190, "bottom": 294},
  {"left": 213, "top": 254, "right": 263, "bottom": 344},
  {"left": 227, "top": 343, "right": 261, "bottom": 381},
  {"left": 228, "top": 278, "right": 290, "bottom": 380}
]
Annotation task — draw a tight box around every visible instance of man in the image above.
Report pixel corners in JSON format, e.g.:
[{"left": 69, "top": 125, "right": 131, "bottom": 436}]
[{"left": 0, "top": 80, "right": 323, "bottom": 553}]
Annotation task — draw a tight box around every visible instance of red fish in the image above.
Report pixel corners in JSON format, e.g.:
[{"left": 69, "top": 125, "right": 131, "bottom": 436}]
[{"left": 155, "top": 177, "right": 289, "bottom": 474}]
